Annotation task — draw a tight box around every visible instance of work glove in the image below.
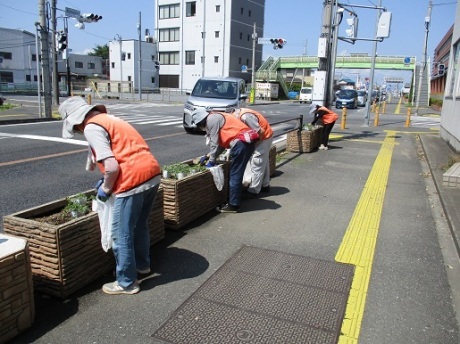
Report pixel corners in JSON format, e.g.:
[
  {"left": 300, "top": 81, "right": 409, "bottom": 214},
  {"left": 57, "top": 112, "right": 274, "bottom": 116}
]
[
  {"left": 95, "top": 178, "right": 110, "bottom": 202},
  {"left": 95, "top": 178, "right": 104, "bottom": 190},
  {"left": 199, "top": 155, "right": 209, "bottom": 166},
  {"left": 205, "top": 161, "right": 216, "bottom": 168}
]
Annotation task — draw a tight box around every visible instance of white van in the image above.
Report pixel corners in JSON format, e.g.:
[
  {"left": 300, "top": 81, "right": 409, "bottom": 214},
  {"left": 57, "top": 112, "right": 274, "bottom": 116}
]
[
  {"left": 183, "top": 77, "right": 247, "bottom": 133},
  {"left": 299, "top": 87, "right": 313, "bottom": 104}
]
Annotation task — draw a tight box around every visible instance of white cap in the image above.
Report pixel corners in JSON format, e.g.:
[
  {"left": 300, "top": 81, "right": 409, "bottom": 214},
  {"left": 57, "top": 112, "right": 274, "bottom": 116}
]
[{"left": 309, "top": 102, "right": 322, "bottom": 114}]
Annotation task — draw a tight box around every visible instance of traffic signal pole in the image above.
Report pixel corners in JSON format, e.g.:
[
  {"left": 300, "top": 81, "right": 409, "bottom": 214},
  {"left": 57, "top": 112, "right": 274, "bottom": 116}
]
[
  {"left": 51, "top": 0, "right": 60, "bottom": 105},
  {"left": 38, "top": 0, "right": 52, "bottom": 118},
  {"left": 251, "top": 22, "right": 257, "bottom": 105}
]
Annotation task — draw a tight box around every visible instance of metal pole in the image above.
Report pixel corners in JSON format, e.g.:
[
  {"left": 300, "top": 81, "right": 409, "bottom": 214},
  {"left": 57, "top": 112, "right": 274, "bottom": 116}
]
[
  {"left": 35, "top": 23, "right": 43, "bottom": 118},
  {"left": 328, "top": 1, "right": 341, "bottom": 108},
  {"left": 415, "top": 0, "right": 432, "bottom": 116},
  {"left": 64, "top": 19, "right": 71, "bottom": 96},
  {"left": 137, "top": 12, "right": 142, "bottom": 100},
  {"left": 51, "top": 0, "right": 60, "bottom": 105},
  {"left": 251, "top": 22, "right": 257, "bottom": 105},
  {"left": 38, "top": 0, "right": 52, "bottom": 118},
  {"left": 115, "top": 34, "right": 123, "bottom": 99},
  {"left": 363, "top": 0, "right": 382, "bottom": 126}
]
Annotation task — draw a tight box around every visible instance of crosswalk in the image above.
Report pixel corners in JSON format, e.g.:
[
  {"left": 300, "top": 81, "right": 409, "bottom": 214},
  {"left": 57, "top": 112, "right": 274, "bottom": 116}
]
[{"left": 105, "top": 103, "right": 183, "bottom": 128}]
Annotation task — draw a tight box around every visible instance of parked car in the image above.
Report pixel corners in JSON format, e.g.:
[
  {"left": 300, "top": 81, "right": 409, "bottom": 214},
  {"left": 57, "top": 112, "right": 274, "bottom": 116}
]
[
  {"left": 299, "top": 87, "right": 313, "bottom": 104},
  {"left": 357, "top": 90, "right": 367, "bottom": 107},
  {"left": 0, "top": 93, "right": 5, "bottom": 106},
  {"left": 335, "top": 89, "right": 358, "bottom": 109},
  {"left": 183, "top": 77, "right": 247, "bottom": 133}
]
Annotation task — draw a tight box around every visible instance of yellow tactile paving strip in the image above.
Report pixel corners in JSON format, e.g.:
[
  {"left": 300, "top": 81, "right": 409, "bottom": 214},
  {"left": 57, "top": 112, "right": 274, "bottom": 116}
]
[{"left": 335, "top": 131, "right": 397, "bottom": 344}]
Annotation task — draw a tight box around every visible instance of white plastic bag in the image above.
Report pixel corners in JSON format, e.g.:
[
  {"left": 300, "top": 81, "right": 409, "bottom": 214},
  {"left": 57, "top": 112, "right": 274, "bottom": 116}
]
[
  {"left": 92, "top": 196, "right": 115, "bottom": 252},
  {"left": 209, "top": 165, "right": 225, "bottom": 191}
]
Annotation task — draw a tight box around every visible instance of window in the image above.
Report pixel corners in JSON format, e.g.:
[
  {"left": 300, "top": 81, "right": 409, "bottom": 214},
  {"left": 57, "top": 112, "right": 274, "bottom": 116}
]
[
  {"left": 247, "top": 34, "right": 250, "bottom": 41},
  {"left": 216, "top": 5, "right": 220, "bottom": 12},
  {"left": 159, "top": 4, "right": 180, "bottom": 19},
  {"left": 246, "top": 58, "right": 249, "bottom": 66},
  {"left": 128, "top": 76, "right": 131, "bottom": 81},
  {"left": 159, "top": 28, "right": 180, "bottom": 42},
  {"left": 238, "top": 57, "right": 242, "bottom": 64},
  {"left": 111, "top": 62, "right": 115, "bottom": 68},
  {"left": 75, "top": 61, "right": 83, "bottom": 68},
  {"left": 215, "top": 31, "right": 220, "bottom": 38},
  {"left": 0, "top": 52, "right": 12, "bottom": 60},
  {"left": 185, "top": 51, "right": 195, "bottom": 65},
  {"left": 34, "top": 75, "right": 38, "bottom": 82},
  {"left": 448, "top": 41, "right": 460, "bottom": 97},
  {"left": 186, "top": 2, "right": 196, "bottom": 17},
  {"left": 159, "top": 51, "right": 179, "bottom": 65},
  {"left": 214, "top": 56, "right": 219, "bottom": 63},
  {"left": 151, "top": 77, "right": 155, "bottom": 83},
  {"left": 240, "top": 7, "right": 244, "bottom": 14},
  {"left": 127, "top": 53, "right": 131, "bottom": 60},
  {"left": 26, "top": 75, "right": 31, "bottom": 81},
  {"left": 87, "top": 62, "right": 95, "bottom": 69},
  {"left": 32, "top": 54, "right": 36, "bottom": 62},
  {"left": 249, "top": 10, "right": 252, "bottom": 17},
  {"left": 239, "top": 32, "right": 243, "bottom": 40},
  {"left": 0, "top": 71, "right": 13, "bottom": 83}
]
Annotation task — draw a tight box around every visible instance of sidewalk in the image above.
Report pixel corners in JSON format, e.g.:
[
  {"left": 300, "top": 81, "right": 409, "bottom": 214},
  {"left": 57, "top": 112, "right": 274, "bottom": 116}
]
[{"left": 3, "top": 102, "right": 460, "bottom": 343}]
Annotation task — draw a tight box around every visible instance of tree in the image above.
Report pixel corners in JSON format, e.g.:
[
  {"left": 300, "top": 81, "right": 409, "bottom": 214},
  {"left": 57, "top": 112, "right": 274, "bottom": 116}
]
[{"left": 88, "top": 44, "right": 109, "bottom": 59}]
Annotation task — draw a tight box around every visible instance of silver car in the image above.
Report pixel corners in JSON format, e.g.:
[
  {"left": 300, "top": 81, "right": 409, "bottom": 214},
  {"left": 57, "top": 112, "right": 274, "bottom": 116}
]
[
  {"left": 357, "top": 90, "right": 367, "bottom": 107},
  {"left": 183, "top": 77, "right": 248, "bottom": 133}
]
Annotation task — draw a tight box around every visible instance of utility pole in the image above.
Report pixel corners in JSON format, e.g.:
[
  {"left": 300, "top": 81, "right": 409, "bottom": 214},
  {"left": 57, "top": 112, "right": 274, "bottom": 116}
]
[
  {"left": 137, "top": 12, "right": 142, "bottom": 100},
  {"left": 313, "top": 0, "right": 334, "bottom": 106},
  {"left": 51, "top": 0, "right": 60, "bottom": 105},
  {"left": 251, "top": 22, "right": 257, "bottom": 105},
  {"left": 38, "top": 0, "right": 52, "bottom": 118},
  {"left": 415, "top": 0, "right": 432, "bottom": 116}
]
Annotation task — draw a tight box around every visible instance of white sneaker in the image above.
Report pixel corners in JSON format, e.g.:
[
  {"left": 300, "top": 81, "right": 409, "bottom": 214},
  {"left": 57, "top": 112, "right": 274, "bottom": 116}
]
[
  {"left": 102, "top": 281, "right": 140, "bottom": 295},
  {"left": 319, "top": 145, "right": 326, "bottom": 150}
]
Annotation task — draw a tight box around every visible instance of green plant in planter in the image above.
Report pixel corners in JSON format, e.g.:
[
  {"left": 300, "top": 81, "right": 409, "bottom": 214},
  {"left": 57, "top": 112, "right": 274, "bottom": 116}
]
[
  {"left": 64, "top": 193, "right": 92, "bottom": 218},
  {"left": 162, "top": 163, "right": 207, "bottom": 179}
]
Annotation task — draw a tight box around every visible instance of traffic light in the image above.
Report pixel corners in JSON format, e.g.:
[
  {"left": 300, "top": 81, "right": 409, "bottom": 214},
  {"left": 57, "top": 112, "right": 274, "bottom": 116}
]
[
  {"left": 438, "top": 64, "right": 445, "bottom": 76},
  {"left": 154, "top": 61, "right": 160, "bottom": 70},
  {"left": 80, "top": 13, "right": 103, "bottom": 23},
  {"left": 269, "top": 38, "right": 287, "bottom": 50},
  {"left": 345, "top": 15, "right": 358, "bottom": 40},
  {"left": 56, "top": 31, "right": 67, "bottom": 51}
]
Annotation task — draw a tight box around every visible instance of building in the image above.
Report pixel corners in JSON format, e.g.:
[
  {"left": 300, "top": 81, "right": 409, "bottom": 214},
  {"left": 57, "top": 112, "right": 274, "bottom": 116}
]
[
  {"left": 0, "top": 27, "right": 39, "bottom": 90},
  {"left": 154, "top": 0, "right": 265, "bottom": 91},
  {"left": 441, "top": 4, "right": 460, "bottom": 153},
  {"left": 431, "top": 25, "right": 452, "bottom": 96},
  {"left": 109, "top": 38, "right": 159, "bottom": 93}
]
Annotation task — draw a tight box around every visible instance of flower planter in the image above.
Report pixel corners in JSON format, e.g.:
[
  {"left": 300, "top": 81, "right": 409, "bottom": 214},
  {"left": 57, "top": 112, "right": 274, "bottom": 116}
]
[
  {"left": 161, "top": 161, "right": 229, "bottom": 230},
  {"left": 0, "top": 234, "right": 34, "bottom": 343},
  {"left": 269, "top": 144, "right": 277, "bottom": 177},
  {"left": 286, "top": 128, "right": 321, "bottom": 153},
  {"left": 2, "top": 189, "right": 164, "bottom": 299}
]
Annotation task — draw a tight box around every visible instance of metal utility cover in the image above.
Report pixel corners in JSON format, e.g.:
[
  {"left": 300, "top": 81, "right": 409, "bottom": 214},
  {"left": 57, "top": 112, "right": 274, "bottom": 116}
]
[{"left": 152, "top": 246, "right": 354, "bottom": 344}]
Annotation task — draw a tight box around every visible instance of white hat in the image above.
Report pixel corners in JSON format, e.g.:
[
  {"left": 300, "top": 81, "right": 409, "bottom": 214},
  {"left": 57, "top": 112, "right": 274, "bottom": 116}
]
[
  {"left": 59, "top": 96, "right": 107, "bottom": 139},
  {"left": 309, "top": 102, "right": 322, "bottom": 114},
  {"left": 191, "top": 108, "right": 209, "bottom": 126}
]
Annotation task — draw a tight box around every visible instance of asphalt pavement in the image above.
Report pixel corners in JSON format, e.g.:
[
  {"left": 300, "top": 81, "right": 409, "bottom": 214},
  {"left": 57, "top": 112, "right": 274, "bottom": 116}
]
[{"left": 1, "top": 99, "right": 460, "bottom": 344}]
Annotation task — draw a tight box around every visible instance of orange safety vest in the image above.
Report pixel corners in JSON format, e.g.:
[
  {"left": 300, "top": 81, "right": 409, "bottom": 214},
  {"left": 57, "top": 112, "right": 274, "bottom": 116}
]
[
  {"left": 235, "top": 108, "right": 273, "bottom": 140},
  {"left": 211, "top": 112, "right": 250, "bottom": 148},
  {"left": 318, "top": 106, "right": 338, "bottom": 124},
  {"left": 87, "top": 114, "right": 161, "bottom": 194}
]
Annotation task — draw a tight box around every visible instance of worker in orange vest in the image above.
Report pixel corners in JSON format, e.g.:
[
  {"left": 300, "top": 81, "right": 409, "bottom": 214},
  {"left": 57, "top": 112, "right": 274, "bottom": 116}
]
[{"left": 308, "top": 103, "right": 339, "bottom": 151}]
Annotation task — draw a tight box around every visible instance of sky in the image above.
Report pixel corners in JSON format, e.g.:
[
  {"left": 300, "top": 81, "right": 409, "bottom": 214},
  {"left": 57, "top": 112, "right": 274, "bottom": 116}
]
[{"left": 0, "top": 0, "right": 457, "bottom": 84}]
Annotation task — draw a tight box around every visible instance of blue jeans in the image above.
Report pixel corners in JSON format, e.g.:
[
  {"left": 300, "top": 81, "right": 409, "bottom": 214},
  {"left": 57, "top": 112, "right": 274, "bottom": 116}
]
[
  {"left": 229, "top": 140, "right": 255, "bottom": 207},
  {"left": 111, "top": 184, "right": 159, "bottom": 288}
]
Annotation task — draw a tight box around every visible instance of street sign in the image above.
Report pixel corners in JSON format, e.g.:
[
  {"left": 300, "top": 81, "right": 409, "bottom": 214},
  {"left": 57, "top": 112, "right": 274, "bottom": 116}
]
[
  {"left": 241, "top": 65, "right": 248, "bottom": 73},
  {"left": 257, "top": 38, "right": 272, "bottom": 44},
  {"left": 65, "top": 7, "right": 81, "bottom": 19}
]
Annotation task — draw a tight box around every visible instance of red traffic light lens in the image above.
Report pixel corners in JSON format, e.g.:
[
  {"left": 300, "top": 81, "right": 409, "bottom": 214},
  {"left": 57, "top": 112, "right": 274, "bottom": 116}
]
[{"left": 278, "top": 39, "right": 284, "bottom": 44}]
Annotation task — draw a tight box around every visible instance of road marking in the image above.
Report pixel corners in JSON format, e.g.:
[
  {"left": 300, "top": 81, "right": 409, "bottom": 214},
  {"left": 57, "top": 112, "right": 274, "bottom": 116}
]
[
  {"left": 394, "top": 97, "right": 402, "bottom": 114},
  {"left": 0, "top": 133, "right": 87, "bottom": 145},
  {"left": 336, "top": 131, "right": 396, "bottom": 344}
]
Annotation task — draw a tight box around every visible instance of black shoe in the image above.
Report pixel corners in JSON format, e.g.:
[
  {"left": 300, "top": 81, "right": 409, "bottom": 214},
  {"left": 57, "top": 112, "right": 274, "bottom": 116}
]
[
  {"left": 261, "top": 186, "right": 270, "bottom": 193},
  {"left": 242, "top": 190, "right": 258, "bottom": 199},
  {"left": 216, "top": 204, "right": 239, "bottom": 213}
]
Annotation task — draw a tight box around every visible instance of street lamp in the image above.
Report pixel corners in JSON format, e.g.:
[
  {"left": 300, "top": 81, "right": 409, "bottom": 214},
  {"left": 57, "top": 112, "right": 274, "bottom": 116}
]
[{"left": 115, "top": 34, "right": 123, "bottom": 98}]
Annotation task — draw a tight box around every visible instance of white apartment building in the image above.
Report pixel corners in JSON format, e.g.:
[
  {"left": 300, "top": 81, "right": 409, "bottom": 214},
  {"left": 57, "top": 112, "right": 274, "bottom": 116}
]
[
  {"left": 154, "top": 0, "right": 265, "bottom": 91},
  {"left": 0, "top": 27, "right": 39, "bottom": 88},
  {"left": 109, "top": 38, "right": 160, "bottom": 92}
]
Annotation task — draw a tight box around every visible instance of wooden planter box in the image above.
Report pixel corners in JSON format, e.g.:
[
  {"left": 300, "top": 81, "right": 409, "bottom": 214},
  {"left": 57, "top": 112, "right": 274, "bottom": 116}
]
[
  {"left": 161, "top": 162, "right": 229, "bottom": 230},
  {"left": 286, "top": 128, "right": 321, "bottom": 153},
  {"left": 3, "top": 189, "right": 164, "bottom": 299},
  {"left": 0, "top": 234, "right": 34, "bottom": 343},
  {"left": 269, "top": 145, "right": 277, "bottom": 177}
]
